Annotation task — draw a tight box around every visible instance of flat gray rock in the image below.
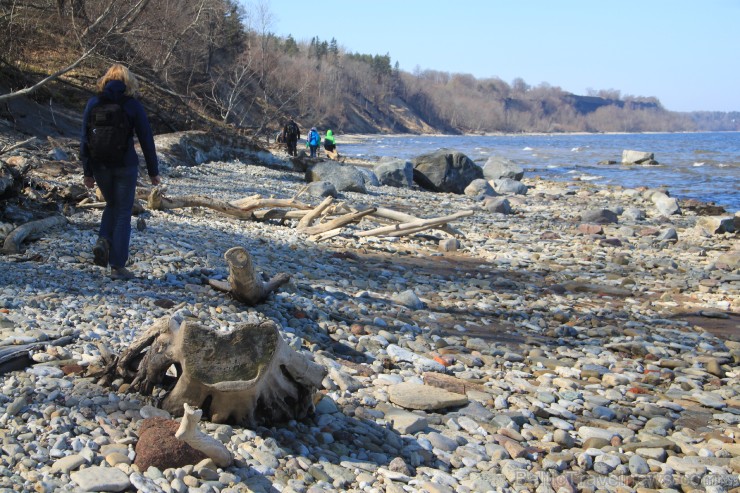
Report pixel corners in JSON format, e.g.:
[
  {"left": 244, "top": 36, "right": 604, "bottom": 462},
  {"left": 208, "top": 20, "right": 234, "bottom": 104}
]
[
  {"left": 71, "top": 466, "right": 131, "bottom": 492},
  {"left": 388, "top": 382, "right": 468, "bottom": 411}
]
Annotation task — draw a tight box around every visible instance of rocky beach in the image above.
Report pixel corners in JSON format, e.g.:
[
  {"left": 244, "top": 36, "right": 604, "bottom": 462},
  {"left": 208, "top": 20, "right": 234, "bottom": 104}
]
[{"left": 0, "top": 130, "right": 738, "bottom": 493}]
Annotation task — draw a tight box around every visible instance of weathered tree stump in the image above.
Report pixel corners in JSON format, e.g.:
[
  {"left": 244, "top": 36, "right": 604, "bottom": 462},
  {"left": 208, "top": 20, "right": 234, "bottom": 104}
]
[
  {"left": 104, "top": 316, "right": 326, "bottom": 427},
  {"left": 209, "top": 246, "right": 290, "bottom": 305}
]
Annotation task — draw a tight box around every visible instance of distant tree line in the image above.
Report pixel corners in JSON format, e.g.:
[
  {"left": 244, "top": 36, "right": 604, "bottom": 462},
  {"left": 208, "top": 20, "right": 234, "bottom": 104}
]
[{"left": 1, "top": 0, "right": 737, "bottom": 135}]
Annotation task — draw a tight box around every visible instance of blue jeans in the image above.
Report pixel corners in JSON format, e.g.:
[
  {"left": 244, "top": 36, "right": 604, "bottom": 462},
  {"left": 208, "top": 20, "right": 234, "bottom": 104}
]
[
  {"left": 93, "top": 165, "right": 138, "bottom": 269},
  {"left": 309, "top": 145, "right": 318, "bottom": 157}
]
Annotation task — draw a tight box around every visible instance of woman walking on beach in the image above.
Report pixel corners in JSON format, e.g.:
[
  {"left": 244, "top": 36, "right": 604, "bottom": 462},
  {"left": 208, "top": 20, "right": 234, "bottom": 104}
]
[{"left": 81, "top": 64, "right": 161, "bottom": 280}]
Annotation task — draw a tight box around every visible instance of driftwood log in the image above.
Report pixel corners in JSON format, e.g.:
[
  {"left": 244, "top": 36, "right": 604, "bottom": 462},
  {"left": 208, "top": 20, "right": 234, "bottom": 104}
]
[
  {"left": 0, "top": 335, "right": 76, "bottom": 375},
  {"left": 103, "top": 316, "right": 326, "bottom": 426},
  {"left": 146, "top": 188, "right": 312, "bottom": 219},
  {"left": 2, "top": 215, "right": 68, "bottom": 254},
  {"left": 125, "top": 188, "right": 471, "bottom": 241},
  {"left": 208, "top": 247, "right": 290, "bottom": 305}
]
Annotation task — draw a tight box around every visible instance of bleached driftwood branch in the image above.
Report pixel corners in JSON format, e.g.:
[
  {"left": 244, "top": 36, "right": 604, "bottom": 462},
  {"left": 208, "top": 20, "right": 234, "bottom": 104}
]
[
  {"left": 300, "top": 207, "right": 377, "bottom": 236},
  {"left": 0, "top": 137, "right": 37, "bottom": 155},
  {"left": 356, "top": 210, "right": 473, "bottom": 238},
  {"left": 175, "top": 404, "right": 233, "bottom": 468},
  {"left": 297, "top": 196, "right": 334, "bottom": 230},
  {"left": 351, "top": 206, "right": 464, "bottom": 237}
]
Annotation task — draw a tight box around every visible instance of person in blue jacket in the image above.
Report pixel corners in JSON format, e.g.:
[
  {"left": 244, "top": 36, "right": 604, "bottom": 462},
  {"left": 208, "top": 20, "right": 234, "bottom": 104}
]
[
  {"left": 306, "top": 127, "right": 320, "bottom": 157},
  {"left": 81, "top": 64, "right": 161, "bottom": 280}
]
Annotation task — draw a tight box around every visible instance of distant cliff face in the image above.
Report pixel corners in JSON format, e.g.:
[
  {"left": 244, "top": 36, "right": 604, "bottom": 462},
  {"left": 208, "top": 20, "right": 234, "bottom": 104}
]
[
  {"left": 564, "top": 95, "right": 661, "bottom": 114},
  {"left": 327, "top": 97, "right": 450, "bottom": 135}
]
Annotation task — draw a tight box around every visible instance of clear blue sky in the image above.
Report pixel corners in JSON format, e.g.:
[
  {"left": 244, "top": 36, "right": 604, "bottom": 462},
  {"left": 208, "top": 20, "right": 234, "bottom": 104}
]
[{"left": 256, "top": 0, "right": 739, "bottom": 113}]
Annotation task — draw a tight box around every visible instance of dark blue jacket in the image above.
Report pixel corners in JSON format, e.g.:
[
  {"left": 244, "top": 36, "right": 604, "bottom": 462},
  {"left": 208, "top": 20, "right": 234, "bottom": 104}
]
[{"left": 80, "top": 80, "right": 159, "bottom": 178}]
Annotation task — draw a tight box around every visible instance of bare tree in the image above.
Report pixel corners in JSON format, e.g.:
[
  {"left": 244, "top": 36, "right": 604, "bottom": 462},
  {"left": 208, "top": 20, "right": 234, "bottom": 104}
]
[
  {"left": 206, "top": 51, "right": 258, "bottom": 124},
  {"left": 0, "top": 0, "right": 154, "bottom": 103}
]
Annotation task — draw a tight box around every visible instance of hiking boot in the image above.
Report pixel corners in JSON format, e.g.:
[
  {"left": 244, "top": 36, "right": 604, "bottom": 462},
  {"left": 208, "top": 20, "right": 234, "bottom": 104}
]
[
  {"left": 92, "top": 238, "right": 109, "bottom": 267},
  {"left": 110, "top": 267, "right": 135, "bottom": 280}
]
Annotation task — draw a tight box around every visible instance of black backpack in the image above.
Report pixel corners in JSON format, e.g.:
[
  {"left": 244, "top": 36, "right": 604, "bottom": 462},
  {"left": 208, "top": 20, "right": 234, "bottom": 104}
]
[
  {"left": 286, "top": 122, "right": 299, "bottom": 139},
  {"left": 87, "top": 99, "right": 132, "bottom": 166}
]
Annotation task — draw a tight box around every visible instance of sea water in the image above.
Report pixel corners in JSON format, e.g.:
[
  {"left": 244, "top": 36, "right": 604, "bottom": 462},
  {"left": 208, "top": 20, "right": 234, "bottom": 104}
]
[{"left": 341, "top": 132, "right": 739, "bottom": 214}]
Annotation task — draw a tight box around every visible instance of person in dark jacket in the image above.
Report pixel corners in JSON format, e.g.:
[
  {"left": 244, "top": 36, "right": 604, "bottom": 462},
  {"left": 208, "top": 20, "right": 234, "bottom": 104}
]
[
  {"left": 81, "top": 64, "right": 160, "bottom": 280},
  {"left": 282, "top": 117, "right": 300, "bottom": 156}
]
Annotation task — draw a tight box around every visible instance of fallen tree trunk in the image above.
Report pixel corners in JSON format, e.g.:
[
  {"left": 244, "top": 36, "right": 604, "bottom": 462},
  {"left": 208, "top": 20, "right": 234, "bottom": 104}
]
[
  {"left": 229, "top": 197, "right": 312, "bottom": 213},
  {"left": 101, "top": 316, "right": 326, "bottom": 426},
  {"left": 147, "top": 189, "right": 312, "bottom": 219},
  {"left": 147, "top": 189, "right": 255, "bottom": 219},
  {"left": 2, "top": 215, "right": 68, "bottom": 254},
  {"left": 209, "top": 247, "right": 290, "bottom": 305}
]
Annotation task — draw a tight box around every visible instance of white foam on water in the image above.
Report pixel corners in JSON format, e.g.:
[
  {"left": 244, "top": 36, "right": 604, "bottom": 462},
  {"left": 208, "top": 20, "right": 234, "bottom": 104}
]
[
  {"left": 693, "top": 162, "right": 705, "bottom": 167},
  {"left": 523, "top": 146, "right": 533, "bottom": 151}
]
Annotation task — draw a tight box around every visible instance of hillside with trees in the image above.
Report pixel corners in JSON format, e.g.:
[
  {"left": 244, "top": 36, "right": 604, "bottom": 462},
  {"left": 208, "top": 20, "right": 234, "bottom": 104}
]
[{"left": 1, "top": 0, "right": 738, "bottom": 140}]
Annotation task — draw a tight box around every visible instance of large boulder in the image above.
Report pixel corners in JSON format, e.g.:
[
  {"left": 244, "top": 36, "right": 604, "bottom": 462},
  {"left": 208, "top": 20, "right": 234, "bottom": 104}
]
[
  {"left": 374, "top": 159, "right": 414, "bottom": 188},
  {"left": 305, "top": 161, "right": 367, "bottom": 194},
  {"left": 622, "top": 150, "right": 658, "bottom": 165},
  {"left": 482, "top": 157, "right": 524, "bottom": 181},
  {"left": 411, "top": 149, "right": 483, "bottom": 194}
]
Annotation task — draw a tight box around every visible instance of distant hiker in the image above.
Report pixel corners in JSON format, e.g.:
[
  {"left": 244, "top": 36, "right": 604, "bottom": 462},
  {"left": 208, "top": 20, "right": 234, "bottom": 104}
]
[
  {"left": 306, "top": 127, "right": 320, "bottom": 158},
  {"left": 81, "top": 64, "right": 160, "bottom": 281},
  {"left": 323, "top": 129, "right": 338, "bottom": 159},
  {"left": 283, "top": 117, "right": 300, "bottom": 156}
]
